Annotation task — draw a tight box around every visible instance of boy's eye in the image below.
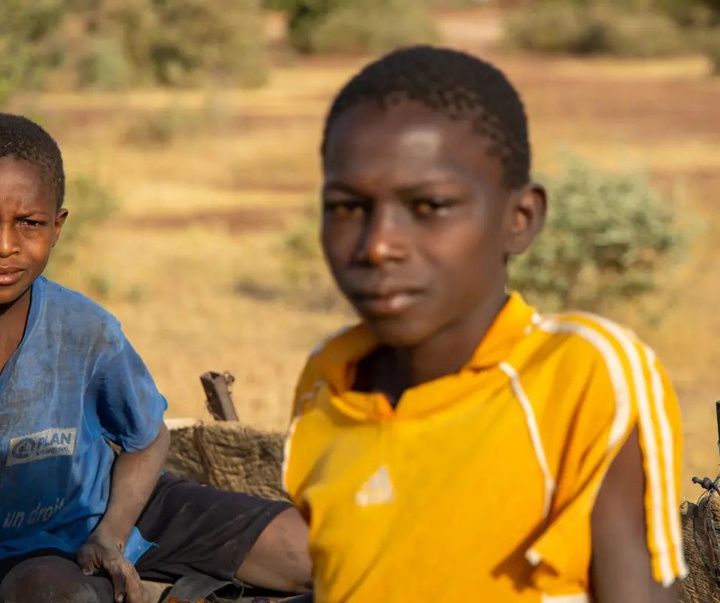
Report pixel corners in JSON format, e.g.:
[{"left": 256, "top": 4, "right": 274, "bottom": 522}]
[
  {"left": 323, "top": 200, "right": 367, "bottom": 219},
  {"left": 412, "top": 198, "right": 454, "bottom": 216},
  {"left": 18, "top": 219, "right": 45, "bottom": 228}
]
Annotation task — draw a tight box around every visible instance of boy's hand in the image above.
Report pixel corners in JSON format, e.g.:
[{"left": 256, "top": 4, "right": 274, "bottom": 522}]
[
  {"left": 77, "top": 426, "right": 170, "bottom": 603},
  {"left": 77, "top": 531, "right": 147, "bottom": 603}
]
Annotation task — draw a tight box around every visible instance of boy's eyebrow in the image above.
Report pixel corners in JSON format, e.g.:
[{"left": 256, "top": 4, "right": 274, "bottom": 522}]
[
  {"left": 323, "top": 175, "right": 462, "bottom": 197},
  {"left": 16, "top": 210, "right": 51, "bottom": 218},
  {"left": 322, "top": 181, "right": 368, "bottom": 196},
  {"left": 393, "top": 177, "right": 462, "bottom": 196}
]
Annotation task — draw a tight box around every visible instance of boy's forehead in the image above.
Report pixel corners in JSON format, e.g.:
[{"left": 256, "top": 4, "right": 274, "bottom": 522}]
[
  {"left": 324, "top": 101, "right": 503, "bottom": 185},
  {"left": 0, "top": 156, "right": 55, "bottom": 206},
  {"left": 0, "top": 155, "right": 42, "bottom": 177}
]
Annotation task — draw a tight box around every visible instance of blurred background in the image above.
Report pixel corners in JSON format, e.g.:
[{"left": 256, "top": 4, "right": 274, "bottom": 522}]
[{"left": 2, "top": 0, "right": 718, "bottom": 499}]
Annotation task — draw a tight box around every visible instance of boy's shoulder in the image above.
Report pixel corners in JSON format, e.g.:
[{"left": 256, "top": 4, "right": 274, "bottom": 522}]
[
  {"left": 40, "top": 277, "right": 118, "bottom": 319},
  {"left": 293, "top": 324, "right": 367, "bottom": 413},
  {"left": 295, "top": 308, "right": 664, "bottom": 416},
  {"left": 36, "top": 277, "right": 125, "bottom": 349},
  {"left": 300, "top": 310, "right": 651, "bottom": 376},
  {"left": 532, "top": 309, "right": 644, "bottom": 353},
  {"left": 528, "top": 307, "right": 659, "bottom": 381}
]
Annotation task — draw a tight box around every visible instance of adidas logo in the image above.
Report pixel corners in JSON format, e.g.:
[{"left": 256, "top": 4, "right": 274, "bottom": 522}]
[{"left": 355, "top": 465, "right": 394, "bottom": 506}]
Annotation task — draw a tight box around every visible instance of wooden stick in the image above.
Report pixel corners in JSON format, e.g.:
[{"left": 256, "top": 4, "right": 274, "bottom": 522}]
[{"left": 200, "top": 371, "right": 239, "bottom": 422}]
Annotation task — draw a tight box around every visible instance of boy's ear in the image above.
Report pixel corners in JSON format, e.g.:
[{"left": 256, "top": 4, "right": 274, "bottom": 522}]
[
  {"left": 504, "top": 183, "right": 546, "bottom": 256},
  {"left": 52, "top": 208, "right": 68, "bottom": 247}
]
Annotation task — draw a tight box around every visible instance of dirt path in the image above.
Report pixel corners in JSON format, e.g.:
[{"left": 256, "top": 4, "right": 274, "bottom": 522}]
[{"left": 121, "top": 205, "right": 301, "bottom": 234}]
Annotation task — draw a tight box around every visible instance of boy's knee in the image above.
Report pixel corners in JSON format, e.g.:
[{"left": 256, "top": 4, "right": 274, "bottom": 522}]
[
  {"left": 0, "top": 557, "right": 108, "bottom": 603},
  {"left": 239, "top": 507, "right": 313, "bottom": 593}
]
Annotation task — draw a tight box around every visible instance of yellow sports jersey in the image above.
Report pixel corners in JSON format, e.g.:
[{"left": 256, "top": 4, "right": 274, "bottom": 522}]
[{"left": 283, "top": 293, "right": 686, "bottom": 603}]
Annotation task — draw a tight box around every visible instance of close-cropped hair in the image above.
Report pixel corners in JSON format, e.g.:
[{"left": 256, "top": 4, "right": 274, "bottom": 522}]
[{"left": 322, "top": 45, "right": 531, "bottom": 189}]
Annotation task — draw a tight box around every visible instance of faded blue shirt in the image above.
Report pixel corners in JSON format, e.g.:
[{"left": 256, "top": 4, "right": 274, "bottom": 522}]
[{"left": 0, "top": 276, "right": 167, "bottom": 563}]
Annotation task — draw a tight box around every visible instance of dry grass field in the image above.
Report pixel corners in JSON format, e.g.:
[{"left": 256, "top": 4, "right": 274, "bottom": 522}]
[{"left": 9, "top": 7, "right": 719, "bottom": 500}]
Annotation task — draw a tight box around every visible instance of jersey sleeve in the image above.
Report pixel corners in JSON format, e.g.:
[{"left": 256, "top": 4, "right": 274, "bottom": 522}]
[
  {"left": 526, "top": 330, "right": 686, "bottom": 595},
  {"left": 284, "top": 353, "right": 323, "bottom": 506},
  {"left": 87, "top": 332, "right": 168, "bottom": 452},
  {"left": 290, "top": 354, "right": 325, "bottom": 420}
]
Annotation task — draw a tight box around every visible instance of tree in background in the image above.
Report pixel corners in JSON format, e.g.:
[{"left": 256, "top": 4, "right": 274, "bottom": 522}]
[
  {"left": 0, "top": 0, "right": 66, "bottom": 106},
  {"left": 115, "top": 0, "right": 268, "bottom": 87},
  {"left": 657, "top": 0, "right": 720, "bottom": 72},
  {"left": 504, "top": 0, "right": 720, "bottom": 71},
  {"left": 657, "top": 0, "right": 720, "bottom": 26},
  {"left": 0, "top": 0, "right": 268, "bottom": 101},
  {"left": 510, "top": 156, "right": 685, "bottom": 312},
  {"left": 46, "top": 176, "right": 119, "bottom": 277},
  {"left": 504, "top": 0, "right": 686, "bottom": 58},
  {"left": 285, "top": 0, "right": 438, "bottom": 55},
  {"left": 80, "top": 0, "right": 268, "bottom": 88}
]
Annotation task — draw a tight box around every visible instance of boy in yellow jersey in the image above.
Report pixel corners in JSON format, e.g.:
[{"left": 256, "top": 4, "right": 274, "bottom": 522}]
[{"left": 283, "top": 46, "right": 686, "bottom": 602}]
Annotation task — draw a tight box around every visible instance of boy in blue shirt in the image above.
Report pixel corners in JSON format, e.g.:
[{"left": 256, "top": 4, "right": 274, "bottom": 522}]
[{"left": 0, "top": 114, "right": 311, "bottom": 603}]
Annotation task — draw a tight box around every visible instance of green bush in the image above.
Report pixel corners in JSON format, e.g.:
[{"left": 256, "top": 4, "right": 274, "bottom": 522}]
[
  {"left": 263, "top": 0, "right": 294, "bottom": 8},
  {"left": 602, "top": 11, "right": 687, "bottom": 57},
  {"left": 121, "top": 96, "right": 233, "bottom": 148},
  {"left": 105, "top": 0, "right": 268, "bottom": 87},
  {"left": 656, "top": 0, "right": 720, "bottom": 27},
  {"left": 122, "top": 107, "right": 186, "bottom": 149},
  {"left": 76, "top": 37, "right": 133, "bottom": 90},
  {"left": 278, "top": 204, "right": 346, "bottom": 312},
  {"left": 709, "top": 38, "right": 720, "bottom": 75},
  {"left": 272, "top": 0, "right": 479, "bottom": 14},
  {"left": 86, "top": 274, "right": 113, "bottom": 301},
  {"left": 0, "top": 0, "right": 67, "bottom": 106},
  {"left": 46, "top": 176, "right": 119, "bottom": 276},
  {"left": 287, "top": 0, "right": 336, "bottom": 54},
  {"left": 505, "top": 1, "right": 687, "bottom": 57},
  {"left": 422, "top": 0, "right": 488, "bottom": 7},
  {"left": 510, "top": 156, "right": 685, "bottom": 312},
  {"left": 505, "top": 3, "right": 604, "bottom": 55},
  {"left": 288, "top": 0, "right": 438, "bottom": 55},
  {"left": 98, "top": 0, "right": 158, "bottom": 85},
  {"left": 155, "top": 0, "right": 268, "bottom": 87},
  {"left": 0, "top": 0, "right": 270, "bottom": 99},
  {"left": 699, "top": 28, "right": 720, "bottom": 73}
]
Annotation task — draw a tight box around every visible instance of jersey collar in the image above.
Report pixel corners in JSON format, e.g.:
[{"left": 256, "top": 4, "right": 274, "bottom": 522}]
[
  {"left": 465, "top": 292, "right": 537, "bottom": 370},
  {"left": 315, "top": 292, "right": 537, "bottom": 394}
]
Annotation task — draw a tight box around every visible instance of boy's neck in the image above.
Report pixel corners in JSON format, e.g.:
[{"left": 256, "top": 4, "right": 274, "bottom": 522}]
[
  {"left": 359, "top": 288, "right": 509, "bottom": 405},
  {"left": 0, "top": 286, "right": 33, "bottom": 375}
]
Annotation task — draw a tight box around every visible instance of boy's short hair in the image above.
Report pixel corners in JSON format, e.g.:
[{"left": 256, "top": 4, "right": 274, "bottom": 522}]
[
  {"left": 321, "top": 45, "right": 531, "bottom": 190},
  {"left": 0, "top": 113, "right": 65, "bottom": 209}
]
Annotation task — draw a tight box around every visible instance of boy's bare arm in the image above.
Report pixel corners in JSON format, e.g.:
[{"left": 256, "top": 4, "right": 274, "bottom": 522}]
[
  {"left": 77, "top": 423, "right": 171, "bottom": 602},
  {"left": 96, "top": 423, "right": 170, "bottom": 544},
  {"left": 590, "top": 427, "right": 680, "bottom": 603}
]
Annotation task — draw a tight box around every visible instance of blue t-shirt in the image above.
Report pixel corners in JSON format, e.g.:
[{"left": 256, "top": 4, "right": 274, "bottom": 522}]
[{"left": 0, "top": 277, "right": 167, "bottom": 563}]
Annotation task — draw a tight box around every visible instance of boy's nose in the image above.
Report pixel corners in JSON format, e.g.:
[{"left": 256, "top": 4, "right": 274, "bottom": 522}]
[
  {"left": 356, "top": 207, "right": 410, "bottom": 265},
  {"left": 0, "top": 222, "right": 20, "bottom": 258}
]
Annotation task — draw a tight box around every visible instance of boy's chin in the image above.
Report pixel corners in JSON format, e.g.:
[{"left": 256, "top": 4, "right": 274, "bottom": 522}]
[
  {"left": 0, "top": 283, "right": 33, "bottom": 310},
  {"left": 362, "top": 316, "right": 432, "bottom": 348}
]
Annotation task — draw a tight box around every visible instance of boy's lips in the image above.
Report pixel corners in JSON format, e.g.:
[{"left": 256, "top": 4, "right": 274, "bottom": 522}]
[
  {"left": 0, "top": 267, "right": 25, "bottom": 286},
  {"left": 351, "top": 289, "right": 424, "bottom": 317}
]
